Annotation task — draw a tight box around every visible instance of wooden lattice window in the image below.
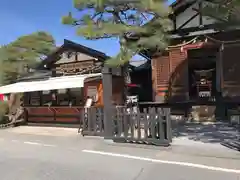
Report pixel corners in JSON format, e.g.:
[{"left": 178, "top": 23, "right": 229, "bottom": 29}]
[{"left": 155, "top": 55, "right": 169, "bottom": 85}]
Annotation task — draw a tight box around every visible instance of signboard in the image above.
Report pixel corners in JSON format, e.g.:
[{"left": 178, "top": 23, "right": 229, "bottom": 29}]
[
  {"left": 87, "top": 86, "right": 98, "bottom": 97},
  {"left": 58, "top": 89, "right": 67, "bottom": 94},
  {"left": 84, "top": 98, "right": 93, "bottom": 108},
  {"left": 87, "top": 86, "right": 98, "bottom": 102},
  {"left": 126, "top": 95, "right": 138, "bottom": 103}
]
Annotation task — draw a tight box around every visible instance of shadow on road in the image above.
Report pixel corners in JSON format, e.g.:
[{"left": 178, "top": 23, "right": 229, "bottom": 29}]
[{"left": 173, "top": 121, "right": 240, "bottom": 151}]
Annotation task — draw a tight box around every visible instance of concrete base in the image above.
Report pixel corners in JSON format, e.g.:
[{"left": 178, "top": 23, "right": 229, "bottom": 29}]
[
  {"left": 103, "top": 139, "right": 114, "bottom": 144},
  {"left": 190, "top": 106, "right": 216, "bottom": 122}
]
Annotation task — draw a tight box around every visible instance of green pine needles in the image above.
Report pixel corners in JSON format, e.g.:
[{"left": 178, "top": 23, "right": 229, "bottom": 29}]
[
  {"left": 0, "top": 32, "right": 55, "bottom": 85},
  {"left": 202, "top": 0, "right": 240, "bottom": 28},
  {"left": 62, "top": 0, "right": 173, "bottom": 66}
]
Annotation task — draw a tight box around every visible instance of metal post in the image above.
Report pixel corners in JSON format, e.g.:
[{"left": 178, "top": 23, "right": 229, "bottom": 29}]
[{"left": 102, "top": 66, "right": 113, "bottom": 139}]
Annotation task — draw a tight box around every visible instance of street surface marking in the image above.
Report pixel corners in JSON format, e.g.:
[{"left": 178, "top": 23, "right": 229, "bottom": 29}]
[
  {"left": 11, "top": 140, "right": 19, "bottom": 143},
  {"left": 82, "top": 149, "right": 240, "bottom": 174},
  {"left": 23, "top": 141, "right": 56, "bottom": 147},
  {"left": 24, "top": 141, "right": 41, "bottom": 146},
  {"left": 42, "top": 144, "right": 56, "bottom": 147}
]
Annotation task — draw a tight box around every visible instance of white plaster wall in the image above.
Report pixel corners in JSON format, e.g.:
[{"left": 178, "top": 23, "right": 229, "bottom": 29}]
[
  {"left": 176, "top": 2, "right": 216, "bottom": 29},
  {"left": 55, "top": 52, "right": 94, "bottom": 65}
]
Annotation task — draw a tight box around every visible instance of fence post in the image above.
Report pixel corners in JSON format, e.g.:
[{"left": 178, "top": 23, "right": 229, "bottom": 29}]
[
  {"left": 143, "top": 108, "right": 148, "bottom": 139},
  {"left": 87, "top": 108, "right": 92, "bottom": 132},
  {"left": 165, "top": 108, "right": 172, "bottom": 142},
  {"left": 102, "top": 66, "right": 113, "bottom": 139},
  {"left": 149, "top": 107, "right": 155, "bottom": 138},
  {"left": 136, "top": 108, "right": 141, "bottom": 140},
  {"left": 92, "top": 107, "right": 97, "bottom": 134},
  {"left": 157, "top": 108, "right": 164, "bottom": 141}
]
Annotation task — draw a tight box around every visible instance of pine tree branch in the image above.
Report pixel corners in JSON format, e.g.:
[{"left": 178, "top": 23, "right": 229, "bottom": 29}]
[
  {"left": 0, "top": 32, "right": 55, "bottom": 85},
  {"left": 62, "top": 0, "right": 172, "bottom": 66}
]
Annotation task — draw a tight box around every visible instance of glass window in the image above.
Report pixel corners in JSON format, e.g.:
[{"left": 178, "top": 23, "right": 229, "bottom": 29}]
[
  {"left": 43, "top": 90, "right": 50, "bottom": 95},
  {"left": 29, "top": 91, "right": 40, "bottom": 106},
  {"left": 42, "top": 90, "right": 52, "bottom": 106},
  {"left": 69, "top": 87, "right": 83, "bottom": 106},
  {"left": 58, "top": 89, "right": 67, "bottom": 94},
  {"left": 70, "top": 88, "right": 82, "bottom": 96},
  {"left": 57, "top": 89, "right": 69, "bottom": 106},
  {"left": 23, "top": 93, "right": 30, "bottom": 106}
]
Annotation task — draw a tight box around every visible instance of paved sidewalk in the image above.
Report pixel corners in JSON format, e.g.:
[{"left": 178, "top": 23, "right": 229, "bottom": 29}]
[{"left": 3, "top": 126, "right": 79, "bottom": 136}]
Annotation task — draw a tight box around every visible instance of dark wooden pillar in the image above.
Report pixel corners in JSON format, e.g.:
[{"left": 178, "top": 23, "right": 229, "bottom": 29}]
[
  {"left": 122, "top": 65, "right": 129, "bottom": 103},
  {"left": 102, "top": 66, "right": 113, "bottom": 138},
  {"left": 215, "top": 44, "right": 225, "bottom": 120},
  {"left": 216, "top": 44, "right": 223, "bottom": 94},
  {"left": 24, "top": 108, "right": 28, "bottom": 123}
]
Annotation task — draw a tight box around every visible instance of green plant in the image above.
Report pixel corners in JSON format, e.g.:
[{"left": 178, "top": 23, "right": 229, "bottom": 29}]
[
  {"left": 62, "top": 0, "right": 172, "bottom": 66},
  {"left": 0, "top": 101, "right": 9, "bottom": 124},
  {"left": 202, "top": 0, "right": 240, "bottom": 29},
  {"left": 0, "top": 31, "right": 56, "bottom": 85}
]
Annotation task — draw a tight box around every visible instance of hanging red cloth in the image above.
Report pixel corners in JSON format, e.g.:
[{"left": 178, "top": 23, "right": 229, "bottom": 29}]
[
  {"left": 180, "top": 41, "right": 214, "bottom": 56},
  {"left": 180, "top": 42, "right": 205, "bottom": 56},
  {"left": 127, "top": 84, "right": 141, "bottom": 87}
]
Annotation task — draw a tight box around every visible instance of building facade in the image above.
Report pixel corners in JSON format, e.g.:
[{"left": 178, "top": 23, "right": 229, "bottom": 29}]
[{"left": 0, "top": 40, "right": 124, "bottom": 124}]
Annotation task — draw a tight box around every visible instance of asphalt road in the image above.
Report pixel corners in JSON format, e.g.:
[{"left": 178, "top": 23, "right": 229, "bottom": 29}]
[{"left": 0, "top": 126, "right": 239, "bottom": 180}]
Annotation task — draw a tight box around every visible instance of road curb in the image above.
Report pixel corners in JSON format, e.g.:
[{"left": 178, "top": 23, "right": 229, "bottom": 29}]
[{"left": 0, "top": 122, "right": 14, "bottom": 129}]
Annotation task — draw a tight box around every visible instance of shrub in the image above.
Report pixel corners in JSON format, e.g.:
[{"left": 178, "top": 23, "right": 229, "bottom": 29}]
[{"left": 0, "top": 101, "right": 9, "bottom": 124}]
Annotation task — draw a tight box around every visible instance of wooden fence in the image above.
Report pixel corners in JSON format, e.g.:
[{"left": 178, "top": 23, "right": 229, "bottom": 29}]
[
  {"left": 81, "top": 106, "right": 172, "bottom": 146},
  {"left": 81, "top": 107, "right": 104, "bottom": 136}
]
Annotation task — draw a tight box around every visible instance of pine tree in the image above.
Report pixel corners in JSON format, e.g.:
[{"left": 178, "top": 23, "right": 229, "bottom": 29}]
[
  {"left": 0, "top": 32, "right": 56, "bottom": 119},
  {"left": 62, "top": 0, "right": 172, "bottom": 66},
  {"left": 0, "top": 31, "right": 55, "bottom": 85},
  {"left": 202, "top": 0, "right": 240, "bottom": 29}
]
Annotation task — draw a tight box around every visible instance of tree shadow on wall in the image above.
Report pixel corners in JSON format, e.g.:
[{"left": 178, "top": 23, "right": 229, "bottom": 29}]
[
  {"left": 165, "top": 59, "right": 189, "bottom": 103},
  {"left": 163, "top": 59, "right": 190, "bottom": 116}
]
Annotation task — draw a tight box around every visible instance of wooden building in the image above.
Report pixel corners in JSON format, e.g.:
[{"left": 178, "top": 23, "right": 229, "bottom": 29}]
[
  {"left": 2, "top": 0, "right": 240, "bottom": 123},
  {"left": 0, "top": 40, "right": 124, "bottom": 124},
  {"left": 140, "top": 0, "right": 240, "bottom": 119}
]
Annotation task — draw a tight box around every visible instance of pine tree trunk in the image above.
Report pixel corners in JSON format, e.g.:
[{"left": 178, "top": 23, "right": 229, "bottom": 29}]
[
  {"left": 8, "top": 93, "right": 22, "bottom": 115},
  {"left": 123, "top": 64, "right": 131, "bottom": 104}
]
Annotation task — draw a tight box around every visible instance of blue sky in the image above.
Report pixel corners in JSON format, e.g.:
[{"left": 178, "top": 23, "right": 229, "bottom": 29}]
[{"left": 0, "top": 0, "right": 175, "bottom": 58}]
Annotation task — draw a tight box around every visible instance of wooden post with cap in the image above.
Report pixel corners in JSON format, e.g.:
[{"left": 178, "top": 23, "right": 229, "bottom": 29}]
[{"left": 102, "top": 66, "right": 113, "bottom": 139}]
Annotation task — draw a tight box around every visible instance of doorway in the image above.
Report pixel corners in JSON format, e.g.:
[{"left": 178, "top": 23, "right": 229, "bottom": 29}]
[
  {"left": 129, "top": 61, "right": 153, "bottom": 102},
  {"left": 188, "top": 48, "right": 218, "bottom": 102}
]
